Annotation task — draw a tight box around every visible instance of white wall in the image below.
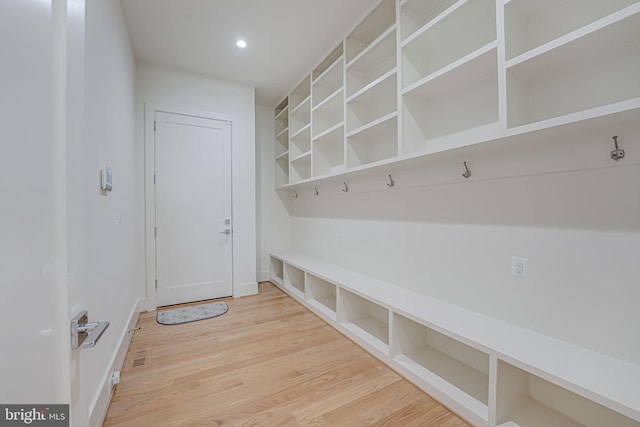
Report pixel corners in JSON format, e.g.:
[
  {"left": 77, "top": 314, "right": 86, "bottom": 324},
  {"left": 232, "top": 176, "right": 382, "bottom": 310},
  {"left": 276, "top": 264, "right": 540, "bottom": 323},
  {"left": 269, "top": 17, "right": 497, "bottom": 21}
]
[
  {"left": 0, "top": 0, "right": 70, "bottom": 404},
  {"left": 256, "top": 105, "right": 291, "bottom": 281},
  {"left": 136, "top": 63, "right": 257, "bottom": 299},
  {"left": 288, "top": 125, "right": 640, "bottom": 365},
  {"left": 73, "top": 1, "right": 142, "bottom": 425}
]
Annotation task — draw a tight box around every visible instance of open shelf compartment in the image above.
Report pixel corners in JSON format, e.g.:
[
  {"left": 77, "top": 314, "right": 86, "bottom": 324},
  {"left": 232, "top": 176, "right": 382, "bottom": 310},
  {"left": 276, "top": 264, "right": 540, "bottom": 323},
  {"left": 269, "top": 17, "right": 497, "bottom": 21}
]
[
  {"left": 312, "top": 90, "right": 344, "bottom": 138},
  {"left": 275, "top": 153, "right": 289, "bottom": 187},
  {"left": 347, "top": 114, "right": 397, "bottom": 168},
  {"left": 346, "top": 0, "right": 396, "bottom": 63},
  {"left": 269, "top": 256, "right": 284, "bottom": 287},
  {"left": 401, "top": 0, "right": 458, "bottom": 41},
  {"left": 306, "top": 274, "right": 337, "bottom": 319},
  {"left": 506, "top": 8, "right": 640, "bottom": 128},
  {"left": 496, "top": 360, "right": 640, "bottom": 427},
  {"left": 275, "top": 128, "right": 288, "bottom": 158},
  {"left": 347, "top": 71, "right": 397, "bottom": 133},
  {"left": 275, "top": 97, "right": 288, "bottom": 117},
  {"left": 402, "top": 45, "right": 498, "bottom": 154},
  {"left": 346, "top": 27, "right": 397, "bottom": 98},
  {"left": 402, "top": 0, "right": 496, "bottom": 88},
  {"left": 313, "top": 43, "right": 344, "bottom": 81},
  {"left": 290, "top": 97, "right": 311, "bottom": 136},
  {"left": 313, "top": 53, "right": 344, "bottom": 107},
  {"left": 338, "top": 289, "right": 389, "bottom": 352},
  {"left": 290, "top": 76, "right": 311, "bottom": 111},
  {"left": 284, "top": 264, "right": 305, "bottom": 298},
  {"left": 290, "top": 125, "right": 311, "bottom": 159},
  {"left": 393, "top": 313, "right": 489, "bottom": 410},
  {"left": 290, "top": 153, "right": 311, "bottom": 183},
  {"left": 313, "top": 124, "right": 344, "bottom": 177},
  {"left": 504, "top": 0, "right": 638, "bottom": 61}
]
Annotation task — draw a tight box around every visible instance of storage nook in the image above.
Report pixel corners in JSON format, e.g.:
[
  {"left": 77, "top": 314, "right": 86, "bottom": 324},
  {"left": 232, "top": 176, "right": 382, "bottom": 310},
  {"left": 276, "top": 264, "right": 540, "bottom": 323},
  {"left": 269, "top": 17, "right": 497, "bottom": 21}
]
[
  {"left": 495, "top": 360, "right": 640, "bottom": 427},
  {"left": 339, "top": 289, "right": 389, "bottom": 353},
  {"left": 269, "top": 252, "right": 640, "bottom": 427},
  {"left": 270, "top": 256, "right": 284, "bottom": 286},
  {"left": 283, "top": 263, "right": 305, "bottom": 298},
  {"left": 392, "top": 313, "right": 489, "bottom": 418},
  {"left": 306, "top": 274, "right": 337, "bottom": 320}
]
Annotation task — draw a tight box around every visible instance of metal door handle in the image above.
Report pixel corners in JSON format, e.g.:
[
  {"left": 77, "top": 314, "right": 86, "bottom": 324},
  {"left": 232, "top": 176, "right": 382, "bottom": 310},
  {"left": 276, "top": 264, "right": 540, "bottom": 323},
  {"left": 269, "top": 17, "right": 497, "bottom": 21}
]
[
  {"left": 71, "top": 311, "right": 109, "bottom": 349},
  {"left": 220, "top": 229, "right": 231, "bottom": 235}
]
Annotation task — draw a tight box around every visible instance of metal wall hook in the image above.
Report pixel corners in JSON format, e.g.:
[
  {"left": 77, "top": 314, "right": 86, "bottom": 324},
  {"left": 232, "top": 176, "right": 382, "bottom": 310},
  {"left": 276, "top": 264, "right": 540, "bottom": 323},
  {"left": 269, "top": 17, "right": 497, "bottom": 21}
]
[
  {"left": 342, "top": 182, "right": 348, "bottom": 192},
  {"left": 610, "top": 136, "right": 625, "bottom": 161},
  {"left": 387, "top": 174, "right": 395, "bottom": 188},
  {"left": 292, "top": 191, "right": 298, "bottom": 199},
  {"left": 313, "top": 187, "right": 319, "bottom": 196},
  {"left": 462, "top": 161, "right": 472, "bottom": 179}
]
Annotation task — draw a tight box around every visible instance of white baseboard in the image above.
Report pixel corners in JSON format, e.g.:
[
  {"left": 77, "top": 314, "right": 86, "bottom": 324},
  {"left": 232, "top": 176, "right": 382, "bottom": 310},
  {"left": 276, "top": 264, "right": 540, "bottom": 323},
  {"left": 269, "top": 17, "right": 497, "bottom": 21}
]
[
  {"left": 258, "top": 270, "right": 270, "bottom": 283},
  {"left": 89, "top": 298, "right": 142, "bottom": 427},
  {"left": 234, "top": 281, "right": 258, "bottom": 298}
]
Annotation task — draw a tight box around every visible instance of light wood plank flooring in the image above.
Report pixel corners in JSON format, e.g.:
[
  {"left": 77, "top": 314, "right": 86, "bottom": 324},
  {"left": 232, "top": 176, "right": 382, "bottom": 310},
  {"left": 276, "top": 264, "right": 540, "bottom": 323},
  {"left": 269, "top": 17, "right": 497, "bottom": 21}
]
[{"left": 104, "top": 282, "right": 469, "bottom": 426}]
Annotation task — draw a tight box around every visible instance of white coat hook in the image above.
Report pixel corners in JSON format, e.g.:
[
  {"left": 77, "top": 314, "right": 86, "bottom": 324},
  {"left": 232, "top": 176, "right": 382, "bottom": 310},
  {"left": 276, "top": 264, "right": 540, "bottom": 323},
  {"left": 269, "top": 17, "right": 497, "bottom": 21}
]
[
  {"left": 610, "top": 136, "right": 625, "bottom": 161},
  {"left": 342, "top": 182, "right": 348, "bottom": 192},
  {"left": 462, "top": 161, "right": 472, "bottom": 179},
  {"left": 292, "top": 191, "right": 298, "bottom": 199},
  {"left": 313, "top": 186, "right": 319, "bottom": 196},
  {"left": 387, "top": 174, "right": 395, "bottom": 188}
]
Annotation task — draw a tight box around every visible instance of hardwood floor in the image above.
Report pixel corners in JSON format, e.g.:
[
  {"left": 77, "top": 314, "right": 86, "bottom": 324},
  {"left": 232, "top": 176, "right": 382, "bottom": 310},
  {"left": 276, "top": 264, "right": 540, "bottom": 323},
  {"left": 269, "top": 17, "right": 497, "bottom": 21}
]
[{"left": 103, "top": 282, "right": 469, "bottom": 426}]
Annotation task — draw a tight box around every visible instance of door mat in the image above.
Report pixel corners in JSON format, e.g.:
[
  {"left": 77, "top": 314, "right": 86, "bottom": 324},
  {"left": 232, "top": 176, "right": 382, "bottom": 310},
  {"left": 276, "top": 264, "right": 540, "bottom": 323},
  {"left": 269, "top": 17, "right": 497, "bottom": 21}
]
[{"left": 157, "top": 302, "right": 228, "bottom": 325}]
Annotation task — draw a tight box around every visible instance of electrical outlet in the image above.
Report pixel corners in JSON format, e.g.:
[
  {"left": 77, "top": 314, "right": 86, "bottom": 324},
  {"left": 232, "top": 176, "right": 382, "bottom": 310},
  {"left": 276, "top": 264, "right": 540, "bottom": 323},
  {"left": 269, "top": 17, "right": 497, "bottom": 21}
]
[
  {"left": 111, "top": 371, "right": 120, "bottom": 386},
  {"left": 511, "top": 256, "right": 528, "bottom": 279}
]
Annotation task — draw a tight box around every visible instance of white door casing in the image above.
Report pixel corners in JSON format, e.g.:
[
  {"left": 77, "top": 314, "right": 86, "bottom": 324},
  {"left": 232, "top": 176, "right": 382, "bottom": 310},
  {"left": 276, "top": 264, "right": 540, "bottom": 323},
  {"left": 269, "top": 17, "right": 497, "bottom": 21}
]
[{"left": 152, "top": 110, "right": 233, "bottom": 306}]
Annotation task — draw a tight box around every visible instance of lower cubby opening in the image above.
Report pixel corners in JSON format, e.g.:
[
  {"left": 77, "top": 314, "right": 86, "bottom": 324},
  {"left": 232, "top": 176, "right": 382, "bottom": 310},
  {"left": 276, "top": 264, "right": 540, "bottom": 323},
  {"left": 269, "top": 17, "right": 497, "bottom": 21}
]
[
  {"left": 306, "top": 274, "right": 337, "bottom": 319},
  {"left": 270, "top": 256, "right": 284, "bottom": 285},
  {"left": 284, "top": 264, "right": 305, "bottom": 297},
  {"left": 496, "top": 360, "right": 640, "bottom": 427},
  {"left": 393, "top": 313, "right": 489, "bottom": 409},
  {"left": 339, "top": 289, "right": 389, "bottom": 351}
]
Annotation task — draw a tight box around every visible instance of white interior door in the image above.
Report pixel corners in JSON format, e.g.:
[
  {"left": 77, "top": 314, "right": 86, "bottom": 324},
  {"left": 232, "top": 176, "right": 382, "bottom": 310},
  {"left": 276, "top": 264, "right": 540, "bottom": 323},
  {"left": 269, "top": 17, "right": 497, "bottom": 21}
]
[{"left": 154, "top": 111, "right": 232, "bottom": 306}]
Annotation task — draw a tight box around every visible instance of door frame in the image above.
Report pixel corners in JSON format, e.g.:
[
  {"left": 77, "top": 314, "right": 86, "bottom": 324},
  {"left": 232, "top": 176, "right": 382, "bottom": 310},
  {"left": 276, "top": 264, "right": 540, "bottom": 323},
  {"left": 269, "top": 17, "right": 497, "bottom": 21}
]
[{"left": 144, "top": 103, "right": 235, "bottom": 311}]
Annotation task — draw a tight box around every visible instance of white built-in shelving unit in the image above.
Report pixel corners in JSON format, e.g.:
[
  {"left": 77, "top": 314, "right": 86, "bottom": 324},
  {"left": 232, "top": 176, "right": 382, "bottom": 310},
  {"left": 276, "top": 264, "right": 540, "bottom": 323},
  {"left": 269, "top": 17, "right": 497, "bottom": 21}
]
[
  {"left": 270, "top": 252, "right": 640, "bottom": 427},
  {"left": 273, "top": 0, "right": 640, "bottom": 189},
  {"left": 270, "top": 1, "right": 640, "bottom": 423}
]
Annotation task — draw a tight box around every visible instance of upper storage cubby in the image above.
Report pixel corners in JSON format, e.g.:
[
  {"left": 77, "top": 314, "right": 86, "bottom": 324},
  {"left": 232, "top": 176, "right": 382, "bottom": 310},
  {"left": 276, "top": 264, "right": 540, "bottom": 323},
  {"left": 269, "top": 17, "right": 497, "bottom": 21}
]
[
  {"left": 275, "top": 99, "right": 289, "bottom": 136},
  {"left": 312, "top": 44, "right": 344, "bottom": 108},
  {"left": 400, "top": 0, "right": 457, "bottom": 41},
  {"left": 290, "top": 97, "right": 311, "bottom": 137},
  {"left": 347, "top": 71, "right": 397, "bottom": 134},
  {"left": 290, "top": 75, "right": 311, "bottom": 111},
  {"left": 346, "top": 0, "right": 396, "bottom": 64},
  {"left": 346, "top": 27, "right": 397, "bottom": 99},
  {"left": 504, "top": 0, "right": 638, "bottom": 60},
  {"left": 505, "top": 3, "right": 640, "bottom": 128},
  {"left": 402, "top": 45, "right": 498, "bottom": 154},
  {"left": 401, "top": 0, "right": 496, "bottom": 88}
]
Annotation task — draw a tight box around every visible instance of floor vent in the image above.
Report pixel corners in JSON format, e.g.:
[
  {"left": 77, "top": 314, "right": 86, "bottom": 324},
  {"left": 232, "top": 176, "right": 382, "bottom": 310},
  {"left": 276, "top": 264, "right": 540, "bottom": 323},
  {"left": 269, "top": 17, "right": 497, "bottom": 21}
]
[{"left": 132, "top": 350, "right": 148, "bottom": 367}]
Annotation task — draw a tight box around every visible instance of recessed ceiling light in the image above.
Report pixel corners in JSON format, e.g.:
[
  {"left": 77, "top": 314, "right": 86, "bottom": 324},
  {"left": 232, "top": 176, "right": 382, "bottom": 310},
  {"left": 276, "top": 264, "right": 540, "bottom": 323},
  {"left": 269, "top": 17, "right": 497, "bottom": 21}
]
[{"left": 236, "top": 40, "right": 247, "bottom": 48}]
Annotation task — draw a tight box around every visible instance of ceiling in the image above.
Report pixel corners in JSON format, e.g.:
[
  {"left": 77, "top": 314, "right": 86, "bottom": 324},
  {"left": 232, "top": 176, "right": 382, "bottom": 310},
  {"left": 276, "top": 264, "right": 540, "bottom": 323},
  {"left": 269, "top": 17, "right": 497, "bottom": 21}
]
[{"left": 120, "top": 0, "right": 378, "bottom": 107}]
